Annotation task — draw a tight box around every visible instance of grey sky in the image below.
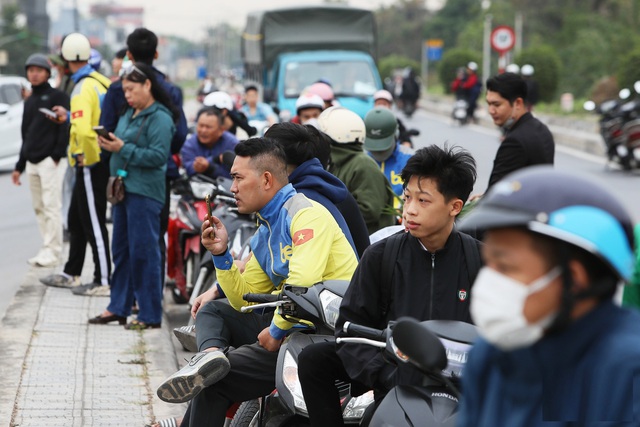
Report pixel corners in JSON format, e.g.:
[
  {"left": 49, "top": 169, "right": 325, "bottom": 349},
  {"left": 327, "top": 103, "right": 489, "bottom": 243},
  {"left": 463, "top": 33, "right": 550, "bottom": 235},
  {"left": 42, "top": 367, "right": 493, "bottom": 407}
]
[{"left": 48, "top": 0, "right": 444, "bottom": 42}]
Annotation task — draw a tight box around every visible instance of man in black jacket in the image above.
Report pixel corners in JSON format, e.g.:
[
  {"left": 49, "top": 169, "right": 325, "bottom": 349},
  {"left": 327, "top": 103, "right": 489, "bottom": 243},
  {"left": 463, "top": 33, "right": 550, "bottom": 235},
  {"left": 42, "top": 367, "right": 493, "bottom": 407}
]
[
  {"left": 485, "top": 72, "right": 554, "bottom": 189},
  {"left": 297, "top": 145, "right": 482, "bottom": 426},
  {"left": 12, "top": 53, "right": 70, "bottom": 268}
]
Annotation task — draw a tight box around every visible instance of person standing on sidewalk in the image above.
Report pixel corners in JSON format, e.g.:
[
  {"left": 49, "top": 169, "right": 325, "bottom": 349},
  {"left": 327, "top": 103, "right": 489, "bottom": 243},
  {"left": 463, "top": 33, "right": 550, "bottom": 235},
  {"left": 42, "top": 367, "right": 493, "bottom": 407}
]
[
  {"left": 89, "top": 62, "right": 177, "bottom": 329},
  {"left": 11, "top": 53, "right": 70, "bottom": 268},
  {"left": 40, "top": 33, "right": 112, "bottom": 292}
]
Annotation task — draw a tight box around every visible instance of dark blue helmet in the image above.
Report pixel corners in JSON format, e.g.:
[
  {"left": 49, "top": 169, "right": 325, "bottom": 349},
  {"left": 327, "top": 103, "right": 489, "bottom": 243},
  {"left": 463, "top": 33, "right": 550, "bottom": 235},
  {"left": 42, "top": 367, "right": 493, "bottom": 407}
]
[{"left": 460, "top": 166, "right": 634, "bottom": 281}]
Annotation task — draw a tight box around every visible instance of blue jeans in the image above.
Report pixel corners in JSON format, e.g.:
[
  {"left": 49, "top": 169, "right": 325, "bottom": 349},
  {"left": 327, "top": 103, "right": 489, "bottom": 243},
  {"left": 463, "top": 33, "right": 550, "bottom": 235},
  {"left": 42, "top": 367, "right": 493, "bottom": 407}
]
[{"left": 108, "top": 193, "right": 163, "bottom": 324}]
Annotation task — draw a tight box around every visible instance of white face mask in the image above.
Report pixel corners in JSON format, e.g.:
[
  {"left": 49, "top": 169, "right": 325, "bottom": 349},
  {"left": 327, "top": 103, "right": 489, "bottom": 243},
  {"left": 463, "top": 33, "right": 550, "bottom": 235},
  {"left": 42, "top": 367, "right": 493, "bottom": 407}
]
[
  {"left": 470, "top": 266, "right": 562, "bottom": 351},
  {"left": 302, "top": 118, "right": 319, "bottom": 129}
]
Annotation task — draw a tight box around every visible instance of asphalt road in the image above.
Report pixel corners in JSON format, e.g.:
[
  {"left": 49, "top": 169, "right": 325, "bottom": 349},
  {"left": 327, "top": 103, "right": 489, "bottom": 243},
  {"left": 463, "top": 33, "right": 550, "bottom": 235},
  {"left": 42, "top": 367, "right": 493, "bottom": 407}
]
[{"left": 2, "top": 107, "right": 640, "bottom": 326}]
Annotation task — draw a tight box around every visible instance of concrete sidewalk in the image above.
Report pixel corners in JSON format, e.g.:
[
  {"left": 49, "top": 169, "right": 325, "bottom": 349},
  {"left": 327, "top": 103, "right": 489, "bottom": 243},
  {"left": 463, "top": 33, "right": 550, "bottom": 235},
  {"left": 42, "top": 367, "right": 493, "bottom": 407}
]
[{"left": 0, "top": 263, "right": 186, "bottom": 426}]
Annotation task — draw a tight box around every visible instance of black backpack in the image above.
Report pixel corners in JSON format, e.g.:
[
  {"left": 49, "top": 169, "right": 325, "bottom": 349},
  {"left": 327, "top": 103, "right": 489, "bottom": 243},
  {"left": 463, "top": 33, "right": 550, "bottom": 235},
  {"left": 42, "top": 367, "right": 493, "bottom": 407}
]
[{"left": 378, "top": 231, "right": 481, "bottom": 318}]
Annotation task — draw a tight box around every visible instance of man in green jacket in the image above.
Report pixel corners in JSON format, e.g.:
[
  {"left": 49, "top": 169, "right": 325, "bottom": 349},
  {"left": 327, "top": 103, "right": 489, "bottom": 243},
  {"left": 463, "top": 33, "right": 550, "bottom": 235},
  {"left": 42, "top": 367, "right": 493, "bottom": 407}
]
[{"left": 318, "top": 106, "right": 395, "bottom": 234}]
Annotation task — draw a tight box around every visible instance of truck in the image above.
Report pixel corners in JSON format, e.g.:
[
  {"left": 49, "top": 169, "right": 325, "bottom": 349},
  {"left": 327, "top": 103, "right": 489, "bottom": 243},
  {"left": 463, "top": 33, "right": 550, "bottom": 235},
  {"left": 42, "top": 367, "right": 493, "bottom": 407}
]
[{"left": 242, "top": 5, "right": 382, "bottom": 119}]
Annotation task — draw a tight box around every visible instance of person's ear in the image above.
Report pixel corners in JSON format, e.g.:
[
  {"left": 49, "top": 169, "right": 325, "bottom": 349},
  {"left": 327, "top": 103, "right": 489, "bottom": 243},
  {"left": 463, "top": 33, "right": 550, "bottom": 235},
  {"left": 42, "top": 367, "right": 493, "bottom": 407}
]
[
  {"left": 450, "top": 198, "right": 464, "bottom": 217},
  {"left": 262, "top": 171, "right": 274, "bottom": 190},
  {"left": 154, "top": 51, "right": 159, "bottom": 60},
  {"left": 567, "top": 259, "right": 590, "bottom": 292}
]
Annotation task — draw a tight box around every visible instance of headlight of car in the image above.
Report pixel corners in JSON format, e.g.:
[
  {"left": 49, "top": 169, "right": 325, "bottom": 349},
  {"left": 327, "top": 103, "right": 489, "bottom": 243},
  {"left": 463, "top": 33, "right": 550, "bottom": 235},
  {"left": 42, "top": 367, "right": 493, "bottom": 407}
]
[
  {"left": 190, "top": 181, "right": 216, "bottom": 200},
  {"left": 319, "top": 289, "right": 342, "bottom": 329},
  {"left": 282, "top": 350, "right": 308, "bottom": 414},
  {"left": 342, "top": 390, "right": 374, "bottom": 420}
]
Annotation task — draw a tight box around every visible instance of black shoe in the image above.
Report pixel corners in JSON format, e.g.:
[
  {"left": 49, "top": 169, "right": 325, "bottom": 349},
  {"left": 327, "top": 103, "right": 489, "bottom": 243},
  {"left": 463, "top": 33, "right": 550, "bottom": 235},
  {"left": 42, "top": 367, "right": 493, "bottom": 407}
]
[{"left": 88, "top": 313, "right": 127, "bottom": 325}]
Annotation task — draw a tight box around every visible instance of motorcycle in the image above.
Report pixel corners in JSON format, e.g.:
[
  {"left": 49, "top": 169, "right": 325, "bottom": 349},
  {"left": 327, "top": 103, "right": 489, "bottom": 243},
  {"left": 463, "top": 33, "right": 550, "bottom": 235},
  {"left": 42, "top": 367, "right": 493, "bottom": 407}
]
[
  {"left": 452, "top": 98, "right": 469, "bottom": 126},
  {"left": 584, "top": 81, "right": 640, "bottom": 170},
  {"left": 230, "top": 282, "right": 375, "bottom": 427},
  {"left": 337, "top": 317, "right": 478, "bottom": 427}
]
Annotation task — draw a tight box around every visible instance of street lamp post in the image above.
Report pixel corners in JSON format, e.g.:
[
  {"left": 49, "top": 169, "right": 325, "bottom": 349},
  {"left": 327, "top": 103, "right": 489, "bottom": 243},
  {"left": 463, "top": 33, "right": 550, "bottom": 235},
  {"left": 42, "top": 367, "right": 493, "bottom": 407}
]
[{"left": 481, "top": 1, "right": 492, "bottom": 87}]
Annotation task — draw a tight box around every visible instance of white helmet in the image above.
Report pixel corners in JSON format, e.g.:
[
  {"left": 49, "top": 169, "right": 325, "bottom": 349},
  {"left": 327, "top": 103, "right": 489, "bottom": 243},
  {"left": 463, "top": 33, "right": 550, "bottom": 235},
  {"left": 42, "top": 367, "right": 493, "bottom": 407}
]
[
  {"left": 317, "top": 106, "right": 366, "bottom": 144},
  {"left": 61, "top": 33, "right": 91, "bottom": 62},
  {"left": 521, "top": 64, "right": 535, "bottom": 76},
  {"left": 203, "top": 91, "right": 234, "bottom": 110},
  {"left": 467, "top": 61, "right": 478, "bottom": 71},
  {"left": 295, "top": 93, "right": 324, "bottom": 113},
  {"left": 373, "top": 89, "right": 394, "bottom": 103},
  {"left": 505, "top": 63, "right": 520, "bottom": 74}
]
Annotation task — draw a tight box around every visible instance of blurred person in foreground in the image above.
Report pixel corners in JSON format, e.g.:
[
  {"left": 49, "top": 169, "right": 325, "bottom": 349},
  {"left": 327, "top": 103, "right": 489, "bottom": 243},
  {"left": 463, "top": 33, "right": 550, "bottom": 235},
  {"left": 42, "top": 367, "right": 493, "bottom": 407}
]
[
  {"left": 458, "top": 166, "right": 640, "bottom": 425},
  {"left": 90, "top": 62, "right": 177, "bottom": 329}
]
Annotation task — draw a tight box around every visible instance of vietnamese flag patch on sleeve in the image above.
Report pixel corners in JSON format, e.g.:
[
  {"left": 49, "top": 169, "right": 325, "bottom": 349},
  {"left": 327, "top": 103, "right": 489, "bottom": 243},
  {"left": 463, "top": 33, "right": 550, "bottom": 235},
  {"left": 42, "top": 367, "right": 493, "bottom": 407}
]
[
  {"left": 71, "top": 110, "right": 83, "bottom": 119},
  {"left": 292, "top": 229, "right": 314, "bottom": 246}
]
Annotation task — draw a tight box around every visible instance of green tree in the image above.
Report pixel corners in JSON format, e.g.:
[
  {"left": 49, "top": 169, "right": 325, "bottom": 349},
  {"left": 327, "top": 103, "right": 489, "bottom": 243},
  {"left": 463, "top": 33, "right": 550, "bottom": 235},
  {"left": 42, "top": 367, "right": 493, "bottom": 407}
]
[
  {"left": 515, "top": 45, "right": 561, "bottom": 102},
  {"left": 618, "top": 47, "right": 640, "bottom": 90},
  {"left": 0, "top": 5, "right": 42, "bottom": 75},
  {"left": 423, "top": 0, "right": 482, "bottom": 50},
  {"left": 378, "top": 54, "right": 420, "bottom": 81},
  {"left": 375, "top": 0, "right": 429, "bottom": 62},
  {"left": 438, "top": 48, "right": 481, "bottom": 94}
]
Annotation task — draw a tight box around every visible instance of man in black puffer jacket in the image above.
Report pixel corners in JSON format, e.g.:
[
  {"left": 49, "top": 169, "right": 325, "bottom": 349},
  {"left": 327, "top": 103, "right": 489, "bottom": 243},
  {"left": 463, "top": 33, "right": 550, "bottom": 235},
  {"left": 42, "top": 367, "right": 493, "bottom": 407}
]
[{"left": 12, "top": 53, "right": 70, "bottom": 268}]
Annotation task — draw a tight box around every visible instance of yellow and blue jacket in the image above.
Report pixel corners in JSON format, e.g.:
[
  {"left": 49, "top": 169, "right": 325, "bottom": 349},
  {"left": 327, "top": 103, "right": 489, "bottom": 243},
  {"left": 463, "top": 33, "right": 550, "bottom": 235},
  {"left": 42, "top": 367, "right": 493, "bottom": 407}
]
[
  {"left": 67, "top": 65, "right": 110, "bottom": 167},
  {"left": 213, "top": 183, "right": 358, "bottom": 339}
]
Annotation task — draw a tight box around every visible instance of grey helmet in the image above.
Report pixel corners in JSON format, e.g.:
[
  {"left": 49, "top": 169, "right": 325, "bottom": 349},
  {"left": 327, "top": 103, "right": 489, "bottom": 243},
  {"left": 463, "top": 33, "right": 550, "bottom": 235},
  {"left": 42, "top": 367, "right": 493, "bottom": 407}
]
[{"left": 25, "top": 53, "right": 51, "bottom": 73}]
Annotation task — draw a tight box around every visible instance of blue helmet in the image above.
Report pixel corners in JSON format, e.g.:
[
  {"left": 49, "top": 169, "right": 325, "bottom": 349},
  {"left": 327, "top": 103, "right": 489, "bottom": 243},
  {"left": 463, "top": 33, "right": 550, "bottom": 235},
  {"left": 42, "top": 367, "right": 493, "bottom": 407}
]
[
  {"left": 460, "top": 166, "right": 634, "bottom": 281},
  {"left": 88, "top": 49, "right": 102, "bottom": 71}
]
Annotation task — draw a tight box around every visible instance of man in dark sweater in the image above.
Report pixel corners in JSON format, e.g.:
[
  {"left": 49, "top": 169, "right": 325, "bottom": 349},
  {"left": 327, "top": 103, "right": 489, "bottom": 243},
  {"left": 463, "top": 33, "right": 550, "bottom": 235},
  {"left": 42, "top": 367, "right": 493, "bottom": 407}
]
[
  {"left": 298, "top": 145, "right": 482, "bottom": 426},
  {"left": 12, "top": 53, "right": 70, "bottom": 268},
  {"left": 485, "top": 72, "right": 554, "bottom": 189}
]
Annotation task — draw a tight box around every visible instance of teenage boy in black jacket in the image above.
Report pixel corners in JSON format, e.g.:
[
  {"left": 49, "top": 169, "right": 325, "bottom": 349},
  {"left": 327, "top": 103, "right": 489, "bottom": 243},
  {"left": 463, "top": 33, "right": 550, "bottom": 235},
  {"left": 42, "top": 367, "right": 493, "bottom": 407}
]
[
  {"left": 298, "top": 145, "right": 482, "bottom": 427},
  {"left": 12, "top": 53, "right": 70, "bottom": 268}
]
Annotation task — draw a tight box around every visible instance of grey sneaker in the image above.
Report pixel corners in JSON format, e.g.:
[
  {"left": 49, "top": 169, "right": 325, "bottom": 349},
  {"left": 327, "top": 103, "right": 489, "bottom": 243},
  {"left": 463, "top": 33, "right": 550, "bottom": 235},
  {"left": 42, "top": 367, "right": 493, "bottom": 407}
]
[
  {"left": 71, "top": 283, "right": 110, "bottom": 296},
  {"left": 40, "top": 274, "right": 80, "bottom": 288},
  {"left": 157, "top": 350, "right": 230, "bottom": 403},
  {"left": 173, "top": 324, "right": 198, "bottom": 353}
]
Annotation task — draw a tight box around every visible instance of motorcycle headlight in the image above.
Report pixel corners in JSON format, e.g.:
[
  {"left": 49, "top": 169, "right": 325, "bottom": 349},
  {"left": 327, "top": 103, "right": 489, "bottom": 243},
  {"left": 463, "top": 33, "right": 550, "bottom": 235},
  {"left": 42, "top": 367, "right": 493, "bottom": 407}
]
[
  {"left": 282, "top": 350, "right": 308, "bottom": 414},
  {"left": 319, "top": 289, "right": 342, "bottom": 329},
  {"left": 190, "top": 181, "right": 216, "bottom": 200},
  {"left": 342, "top": 390, "right": 374, "bottom": 420},
  {"left": 439, "top": 337, "right": 472, "bottom": 379}
]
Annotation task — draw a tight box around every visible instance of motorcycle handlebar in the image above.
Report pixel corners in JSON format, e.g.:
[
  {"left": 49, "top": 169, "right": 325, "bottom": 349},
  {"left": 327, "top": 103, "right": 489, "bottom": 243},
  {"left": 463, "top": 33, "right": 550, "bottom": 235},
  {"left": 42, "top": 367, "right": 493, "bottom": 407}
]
[
  {"left": 243, "top": 293, "right": 280, "bottom": 304},
  {"left": 343, "top": 321, "right": 386, "bottom": 341}
]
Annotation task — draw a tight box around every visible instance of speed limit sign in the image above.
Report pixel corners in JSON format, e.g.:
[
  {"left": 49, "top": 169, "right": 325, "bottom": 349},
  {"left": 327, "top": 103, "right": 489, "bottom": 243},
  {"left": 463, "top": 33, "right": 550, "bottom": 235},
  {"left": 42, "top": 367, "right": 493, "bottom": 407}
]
[{"left": 491, "top": 26, "right": 516, "bottom": 53}]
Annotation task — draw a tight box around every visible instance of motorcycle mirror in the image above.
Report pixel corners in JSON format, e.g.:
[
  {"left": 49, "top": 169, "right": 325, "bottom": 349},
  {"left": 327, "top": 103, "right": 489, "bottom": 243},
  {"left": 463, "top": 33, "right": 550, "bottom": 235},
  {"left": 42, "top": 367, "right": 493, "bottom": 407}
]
[
  {"left": 407, "top": 129, "right": 420, "bottom": 137},
  {"left": 619, "top": 88, "right": 631, "bottom": 100},
  {"left": 391, "top": 317, "right": 447, "bottom": 373},
  {"left": 583, "top": 100, "right": 596, "bottom": 112},
  {"left": 634, "top": 81, "right": 640, "bottom": 94}
]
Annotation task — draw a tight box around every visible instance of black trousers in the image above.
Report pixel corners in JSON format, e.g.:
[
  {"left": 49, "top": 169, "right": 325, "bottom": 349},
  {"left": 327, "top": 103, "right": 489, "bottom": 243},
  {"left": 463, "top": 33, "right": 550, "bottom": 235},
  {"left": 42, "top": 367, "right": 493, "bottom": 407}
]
[
  {"left": 298, "top": 340, "right": 355, "bottom": 427},
  {"left": 63, "top": 161, "right": 111, "bottom": 285},
  {"left": 180, "top": 299, "right": 278, "bottom": 427}
]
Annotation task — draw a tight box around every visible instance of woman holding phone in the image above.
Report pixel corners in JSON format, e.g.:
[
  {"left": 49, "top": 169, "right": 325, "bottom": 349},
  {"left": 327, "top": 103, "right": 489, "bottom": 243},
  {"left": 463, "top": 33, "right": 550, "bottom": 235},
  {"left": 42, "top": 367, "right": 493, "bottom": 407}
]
[{"left": 90, "top": 62, "right": 178, "bottom": 329}]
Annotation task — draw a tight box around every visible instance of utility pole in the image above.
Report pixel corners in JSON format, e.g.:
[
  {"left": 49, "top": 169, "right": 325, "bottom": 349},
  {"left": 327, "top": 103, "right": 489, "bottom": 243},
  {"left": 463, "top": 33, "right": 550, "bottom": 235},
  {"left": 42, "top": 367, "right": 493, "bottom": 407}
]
[
  {"left": 73, "top": 0, "right": 79, "bottom": 32},
  {"left": 515, "top": 11, "right": 523, "bottom": 55}
]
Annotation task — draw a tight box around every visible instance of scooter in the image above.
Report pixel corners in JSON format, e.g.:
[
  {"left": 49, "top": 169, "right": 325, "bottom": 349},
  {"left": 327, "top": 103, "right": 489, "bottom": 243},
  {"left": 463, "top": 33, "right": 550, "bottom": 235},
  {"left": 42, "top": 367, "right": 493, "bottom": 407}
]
[
  {"left": 452, "top": 98, "right": 469, "bottom": 126},
  {"left": 338, "top": 317, "right": 478, "bottom": 427},
  {"left": 230, "top": 282, "right": 375, "bottom": 427}
]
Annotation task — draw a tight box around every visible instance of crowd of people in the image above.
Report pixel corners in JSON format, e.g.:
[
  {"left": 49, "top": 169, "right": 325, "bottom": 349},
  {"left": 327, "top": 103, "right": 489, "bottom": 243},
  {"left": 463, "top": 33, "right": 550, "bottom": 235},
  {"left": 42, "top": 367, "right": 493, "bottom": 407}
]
[{"left": 10, "top": 25, "right": 640, "bottom": 427}]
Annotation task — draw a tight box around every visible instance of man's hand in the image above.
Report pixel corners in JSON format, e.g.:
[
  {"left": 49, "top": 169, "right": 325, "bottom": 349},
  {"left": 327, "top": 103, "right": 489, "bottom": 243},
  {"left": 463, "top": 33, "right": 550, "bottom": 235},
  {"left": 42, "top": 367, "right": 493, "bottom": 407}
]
[
  {"left": 202, "top": 216, "right": 229, "bottom": 255},
  {"left": 51, "top": 106, "right": 68, "bottom": 123},
  {"left": 258, "top": 327, "right": 283, "bottom": 352},
  {"left": 97, "top": 134, "right": 124, "bottom": 153},
  {"left": 11, "top": 171, "right": 21, "bottom": 186},
  {"left": 193, "top": 156, "right": 210, "bottom": 173},
  {"left": 190, "top": 286, "right": 220, "bottom": 319},
  {"left": 75, "top": 154, "right": 85, "bottom": 167}
]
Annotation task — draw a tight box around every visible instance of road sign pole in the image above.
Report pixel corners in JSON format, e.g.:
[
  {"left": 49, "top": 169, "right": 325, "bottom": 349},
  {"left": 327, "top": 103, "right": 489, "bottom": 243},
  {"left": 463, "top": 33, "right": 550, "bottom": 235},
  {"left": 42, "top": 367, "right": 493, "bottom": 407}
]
[{"left": 482, "top": 13, "right": 492, "bottom": 89}]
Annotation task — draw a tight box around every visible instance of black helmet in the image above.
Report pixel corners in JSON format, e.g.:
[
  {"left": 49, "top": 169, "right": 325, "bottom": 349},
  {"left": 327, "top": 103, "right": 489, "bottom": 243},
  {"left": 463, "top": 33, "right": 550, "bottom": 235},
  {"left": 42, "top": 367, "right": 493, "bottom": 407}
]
[
  {"left": 25, "top": 53, "right": 51, "bottom": 73},
  {"left": 460, "top": 166, "right": 634, "bottom": 281}
]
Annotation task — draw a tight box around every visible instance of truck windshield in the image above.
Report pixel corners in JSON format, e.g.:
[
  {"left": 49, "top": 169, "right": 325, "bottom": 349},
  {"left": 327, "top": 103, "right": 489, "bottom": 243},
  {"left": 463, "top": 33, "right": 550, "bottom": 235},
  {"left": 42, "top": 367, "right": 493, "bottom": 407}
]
[{"left": 284, "top": 61, "right": 377, "bottom": 98}]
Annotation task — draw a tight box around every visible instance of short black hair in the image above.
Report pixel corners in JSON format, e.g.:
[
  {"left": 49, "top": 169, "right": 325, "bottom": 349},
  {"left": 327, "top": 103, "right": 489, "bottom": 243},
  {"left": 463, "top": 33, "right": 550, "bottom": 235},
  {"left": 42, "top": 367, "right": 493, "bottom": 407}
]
[
  {"left": 196, "top": 106, "right": 224, "bottom": 124},
  {"left": 264, "top": 122, "right": 331, "bottom": 168},
  {"left": 245, "top": 84, "right": 259, "bottom": 93},
  {"left": 126, "top": 28, "right": 158, "bottom": 65},
  {"left": 235, "top": 137, "right": 289, "bottom": 183},
  {"left": 401, "top": 144, "right": 476, "bottom": 202},
  {"left": 486, "top": 72, "right": 527, "bottom": 104},
  {"left": 114, "top": 48, "right": 127, "bottom": 59},
  {"left": 122, "top": 62, "right": 180, "bottom": 122}
]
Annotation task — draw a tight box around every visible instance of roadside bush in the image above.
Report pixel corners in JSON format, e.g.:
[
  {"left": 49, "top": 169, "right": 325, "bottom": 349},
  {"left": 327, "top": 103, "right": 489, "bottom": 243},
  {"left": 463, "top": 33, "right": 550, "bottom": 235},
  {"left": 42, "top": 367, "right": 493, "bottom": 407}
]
[
  {"left": 617, "top": 48, "right": 640, "bottom": 92},
  {"left": 437, "top": 48, "right": 480, "bottom": 94},
  {"left": 515, "top": 45, "right": 561, "bottom": 103},
  {"left": 378, "top": 54, "right": 421, "bottom": 81}
]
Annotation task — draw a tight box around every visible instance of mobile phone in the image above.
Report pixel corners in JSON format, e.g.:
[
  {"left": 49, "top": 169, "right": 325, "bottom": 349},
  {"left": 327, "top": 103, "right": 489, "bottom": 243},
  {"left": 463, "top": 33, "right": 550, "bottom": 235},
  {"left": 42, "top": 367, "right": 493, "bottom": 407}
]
[
  {"left": 92, "top": 126, "right": 113, "bottom": 140},
  {"left": 39, "top": 107, "right": 58, "bottom": 119},
  {"left": 205, "top": 194, "right": 215, "bottom": 238}
]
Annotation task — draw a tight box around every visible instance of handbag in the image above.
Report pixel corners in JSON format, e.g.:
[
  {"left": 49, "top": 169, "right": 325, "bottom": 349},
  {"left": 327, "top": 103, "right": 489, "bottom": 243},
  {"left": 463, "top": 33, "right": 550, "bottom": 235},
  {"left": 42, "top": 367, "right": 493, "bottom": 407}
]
[{"left": 105, "top": 116, "right": 148, "bottom": 205}]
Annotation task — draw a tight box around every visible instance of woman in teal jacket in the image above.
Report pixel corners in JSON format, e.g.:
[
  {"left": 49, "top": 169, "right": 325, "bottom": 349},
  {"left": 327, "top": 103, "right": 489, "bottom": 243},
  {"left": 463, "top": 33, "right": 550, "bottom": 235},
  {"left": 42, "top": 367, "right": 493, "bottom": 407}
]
[{"left": 90, "top": 62, "right": 177, "bottom": 329}]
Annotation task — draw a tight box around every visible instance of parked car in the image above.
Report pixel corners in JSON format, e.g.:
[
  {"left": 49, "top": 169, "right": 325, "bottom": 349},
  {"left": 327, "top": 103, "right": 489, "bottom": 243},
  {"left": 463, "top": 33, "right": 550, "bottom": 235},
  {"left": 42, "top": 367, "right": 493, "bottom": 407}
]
[{"left": 0, "top": 75, "right": 29, "bottom": 170}]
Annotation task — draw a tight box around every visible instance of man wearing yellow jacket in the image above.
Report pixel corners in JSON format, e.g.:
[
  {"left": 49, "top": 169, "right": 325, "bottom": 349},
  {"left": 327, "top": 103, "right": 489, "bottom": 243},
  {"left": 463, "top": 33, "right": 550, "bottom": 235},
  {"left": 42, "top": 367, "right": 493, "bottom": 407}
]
[
  {"left": 40, "top": 33, "right": 112, "bottom": 292},
  {"left": 157, "top": 138, "right": 358, "bottom": 426}
]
